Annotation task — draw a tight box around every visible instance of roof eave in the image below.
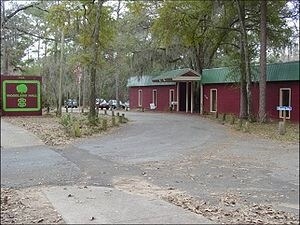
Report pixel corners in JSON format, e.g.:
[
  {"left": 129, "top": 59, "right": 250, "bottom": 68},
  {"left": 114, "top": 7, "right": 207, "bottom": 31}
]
[{"left": 173, "top": 76, "right": 201, "bottom": 81}]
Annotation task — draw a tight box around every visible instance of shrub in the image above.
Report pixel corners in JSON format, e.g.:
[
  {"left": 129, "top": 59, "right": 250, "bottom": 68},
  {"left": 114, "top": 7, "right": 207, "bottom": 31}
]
[
  {"left": 70, "top": 122, "right": 81, "bottom": 137},
  {"left": 229, "top": 114, "right": 235, "bottom": 125},
  {"left": 60, "top": 113, "right": 72, "bottom": 127},
  {"left": 102, "top": 118, "right": 108, "bottom": 131}
]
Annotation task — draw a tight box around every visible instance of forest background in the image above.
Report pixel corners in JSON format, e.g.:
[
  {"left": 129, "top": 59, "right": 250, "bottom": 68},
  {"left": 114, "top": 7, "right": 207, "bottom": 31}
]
[{"left": 1, "top": 0, "right": 299, "bottom": 122}]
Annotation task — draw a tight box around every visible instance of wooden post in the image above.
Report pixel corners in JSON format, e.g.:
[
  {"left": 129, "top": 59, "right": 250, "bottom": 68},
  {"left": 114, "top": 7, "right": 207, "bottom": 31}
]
[
  {"left": 176, "top": 82, "right": 179, "bottom": 112},
  {"left": 78, "top": 80, "right": 81, "bottom": 113},
  {"left": 280, "top": 110, "right": 287, "bottom": 135},
  {"left": 200, "top": 83, "right": 203, "bottom": 115},
  {"left": 191, "top": 82, "right": 193, "bottom": 114},
  {"left": 96, "top": 106, "right": 99, "bottom": 116},
  {"left": 186, "top": 82, "right": 188, "bottom": 113},
  {"left": 118, "top": 113, "right": 122, "bottom": 123}
]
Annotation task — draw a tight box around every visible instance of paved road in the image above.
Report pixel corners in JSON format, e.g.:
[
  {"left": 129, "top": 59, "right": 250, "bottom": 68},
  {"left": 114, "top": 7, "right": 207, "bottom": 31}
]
[{"left": 1, "top": 112, "right": 299, "bottom": 223}]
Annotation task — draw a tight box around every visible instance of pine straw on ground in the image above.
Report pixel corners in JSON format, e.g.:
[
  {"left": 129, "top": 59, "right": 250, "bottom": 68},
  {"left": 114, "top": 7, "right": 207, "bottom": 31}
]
[
  {"left": 1, "top": 188, "right": 64, "bottom": 224},
  {"left": 2, "top": 112, "right": 123, "bottom": 146},
  {"left": 114, "top": 177, "right": 299, "bottom": 225}
]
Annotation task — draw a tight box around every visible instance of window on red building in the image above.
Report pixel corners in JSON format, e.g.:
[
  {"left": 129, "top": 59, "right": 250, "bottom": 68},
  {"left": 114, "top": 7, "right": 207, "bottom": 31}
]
[
  {"left": 169, "top": 89, "right": 174, "bottom": 105},
  {"left": 279, "top": 88, "right": 291, "bottom": 119},
  {"left": 152, "top": 89, "right": 157, "bottom": 106},
  {"left": 138, "top": 89, "right": 142, "bottom": 107},
  {"left": 210, "top": 89, "right": 217, "bottom": 112}
]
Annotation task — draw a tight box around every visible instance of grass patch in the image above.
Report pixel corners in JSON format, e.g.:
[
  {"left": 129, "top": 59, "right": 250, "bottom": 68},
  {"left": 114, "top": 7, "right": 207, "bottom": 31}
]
[
  {"left": 203, "top": 113, "right": 299, "bottom": 143},
  {"left": 59, "top": 113, "right": 127, "bottom": 138}
]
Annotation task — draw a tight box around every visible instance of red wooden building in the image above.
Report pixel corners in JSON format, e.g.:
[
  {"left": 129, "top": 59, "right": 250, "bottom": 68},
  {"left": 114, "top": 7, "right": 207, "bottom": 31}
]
[
  {"left": 127, "top": 69, "right": 200, "bottom": 112},
  {"left": 127, "top": 75, "right": 176, "bottom": 111},
  {"left": 202, "top": 61, "right": 299, "bottom": 122},
  {"left": 128, "top": 61, "right": 299, "bottom": 122}
]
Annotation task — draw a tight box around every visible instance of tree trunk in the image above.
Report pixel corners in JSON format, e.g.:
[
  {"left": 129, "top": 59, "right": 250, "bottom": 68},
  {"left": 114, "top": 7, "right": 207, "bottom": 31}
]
[
  {"left": 258, "top": 0, "right": 267, "bottom": 123},
  {"left": 239, "top": 35, "right": 248, "bottom": 119},
  {"left": 193, "top": 45, "right": 204, "bottom": 114},
  {"left": 237, "top": 0, "right": 253, "bottom": 120},
  {"left": 57, "top": 30, "right": 64, "bottom": 116},
  {"left": 53, "top": 32, "right": 60, "bottom": 113},
  {"left": 1, "top": 0, "right": 8, "bottom": 74},
  {"left": 115, "top": 0, "right": 122, "bottom": 109},
  {"left": 81, "top": 67, "right": 85, "bottom": 113},
  {"left": 89, "top": 0, "right": 104, "bottom": 122}
]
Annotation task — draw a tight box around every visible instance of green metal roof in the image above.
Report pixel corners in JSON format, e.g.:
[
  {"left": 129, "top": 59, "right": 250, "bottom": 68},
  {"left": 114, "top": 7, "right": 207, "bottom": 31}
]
[
  {"left": 152, "top": 68, "right": 200, "bottom": 82},
  {"left": 127, "top": 75, "right": 175, "bottom": 87},
  {"left": 202, "top": 61, "right": 299, "bottom": 84}
]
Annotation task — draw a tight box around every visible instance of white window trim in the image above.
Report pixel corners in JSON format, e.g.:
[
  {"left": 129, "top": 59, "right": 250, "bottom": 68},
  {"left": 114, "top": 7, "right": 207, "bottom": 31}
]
[
  {"left": 152, "top": 89, "right": 157, "bottom": 106},
  {"left": 138, "top": 89, "right": 142, "bottom": 107},
  {"left": 279, "top": 88, "right": 291, "bottom": 119},
  {"left": 169, "top": 89, "right": 174, "bottom": 105},
  {"left": 210, "top": 89, "right": 217, "bottom": 112}
]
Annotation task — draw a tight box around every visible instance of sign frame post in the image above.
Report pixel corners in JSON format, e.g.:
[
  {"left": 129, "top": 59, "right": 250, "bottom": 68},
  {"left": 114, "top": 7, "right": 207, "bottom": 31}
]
[{"left": 276, "top": 106, "right": 292, "bottom": 135}]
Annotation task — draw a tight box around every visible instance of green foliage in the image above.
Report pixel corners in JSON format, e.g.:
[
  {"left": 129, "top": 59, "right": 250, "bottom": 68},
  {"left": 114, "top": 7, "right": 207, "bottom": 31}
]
[
  {"left": 102, "top": 118, "right": 108, "bottom": 131},
  {"left": 59, "top": 113, "right": 81, "bottom": 137},
  {"left": 60, "top": 113, "right": 72, "bottom": 127},
  {"left": 71, "top": 121, "right": 81, "bottom": 137},
  {"left": 111, "top": 116, "right": 116, "bottom": 126},
  {"left": 3, "top": 0, "right": 298, "bottom": 112},
  {"left": 229, "top": 114, "right": 236, "bottom": 125}
]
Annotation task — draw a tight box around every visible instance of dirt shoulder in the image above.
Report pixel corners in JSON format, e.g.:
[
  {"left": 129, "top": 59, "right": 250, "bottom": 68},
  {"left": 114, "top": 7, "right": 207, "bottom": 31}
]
[
  {"left": 1, "top": 188, "right": 64, "bottom": 224},
  {"left": 2, "top": 112, "right": 125, "bottom": 146},
  {"left": 203, "top": 114, "right": 299, "bottom": 143}
]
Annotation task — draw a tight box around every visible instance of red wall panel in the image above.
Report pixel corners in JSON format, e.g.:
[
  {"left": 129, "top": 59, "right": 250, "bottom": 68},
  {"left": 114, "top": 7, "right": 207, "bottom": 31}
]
[
  {"left": 203, "top": 81, "right": 299, "bottom": 122},
  {"left": 203, "top": 83, "right": 240, "bottom": 115},
  {"left": 129, "top": 85, "right": 177, "bottom": 111}
]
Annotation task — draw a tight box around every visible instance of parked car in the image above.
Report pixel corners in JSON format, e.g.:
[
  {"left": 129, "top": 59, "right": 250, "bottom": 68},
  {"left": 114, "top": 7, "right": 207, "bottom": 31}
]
[
  {"left": 72, "top": 100, "right": 78, "bottom": 108},
  {"left": 64, "top": 99, "right": 78, "bottom": 108},
  {"left": 95, "top": 98, "right": 100, "bottom": 106},
  {"left": 124, "top": 100, "right": 130, "bottom": 110},
  {"left": 108, "top": 100, "right": 125, "bottom": 109},
  {"left": 99, "top": 99, "right": 109, "bottom": 110},
  {"left": 96, "top": 98, "right": 109, "bottom": 110}
]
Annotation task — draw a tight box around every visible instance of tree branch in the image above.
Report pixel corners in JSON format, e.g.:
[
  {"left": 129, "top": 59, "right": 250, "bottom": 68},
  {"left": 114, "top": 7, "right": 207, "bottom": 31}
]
[
  {"left": 3, "top": 25, "right": 56, "bottom": 41},
  {"left": 2, "top": 2, "right": 40, "bottom": 26}
]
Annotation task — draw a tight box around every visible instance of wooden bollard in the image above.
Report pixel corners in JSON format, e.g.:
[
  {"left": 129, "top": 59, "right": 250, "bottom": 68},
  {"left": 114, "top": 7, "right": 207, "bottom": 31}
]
[
  {"left": 279, "top": 121, "right": 286, "bottom": 135},
  {"left": 104, "top": 109, "right": 107, "bottom": 115},
  {"left": 111, "top": 110, "right": 115, "bottom": 117},
  {"left": 122, "top": 113, "right": 126, "bottom": 123},
  {"left": 238, "top": 119, "right": 243, "bottom": 129},
  {"left": 102, "top": 118, "right": 107, "bottom": 131},
  {"left": 96, "top": 107, "right": 99, "bottom": 117},
  {"left": 118, "top": 114, "right": 122, "bottom": 123},
  {"left": 215, "top": 111, "right": 218, "bottom": 119},
  {"left": 111, "top": 116, "right": 116, "bottom": 126},
  {"left": 243, "top": 121, "right": 250, "bottom": 132},
  {"left": 230, "top": 115, "right": 235, "bottom": 125},
  {"left": 222, "top": 113, "right": 226, "bottom": 121}
]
